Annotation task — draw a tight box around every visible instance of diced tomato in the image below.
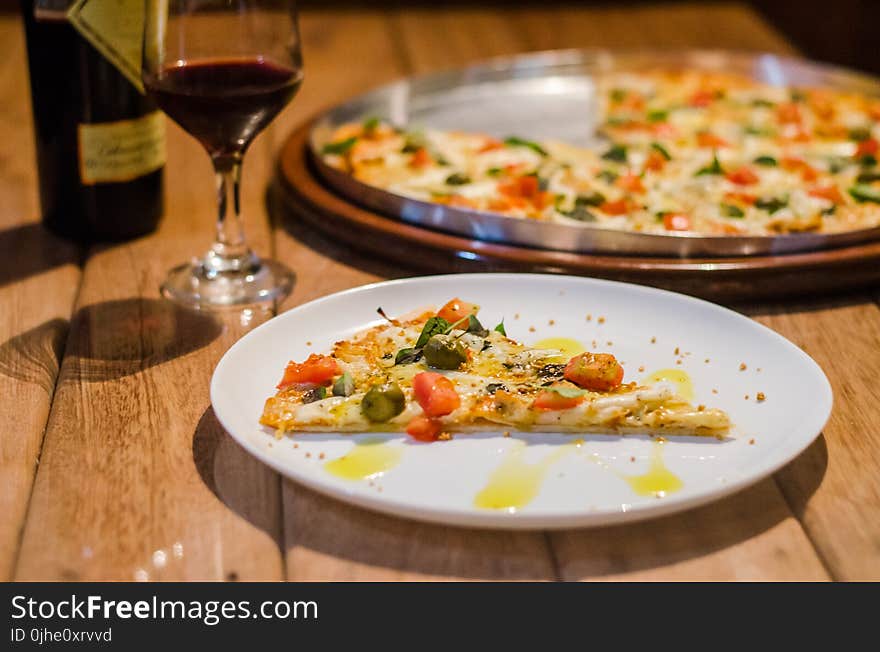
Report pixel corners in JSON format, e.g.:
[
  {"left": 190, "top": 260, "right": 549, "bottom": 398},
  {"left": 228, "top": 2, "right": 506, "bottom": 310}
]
[
  {"left": 651, "top": 122, "right": 679, "bottom": 138},
  {"left": 724, "top": 191, "right": 757, "bottom": 205},
  {"left": 478, "top": 138, "right": 504, "bottom": 153},
  {"left": 619, "top": 92, "right": 646, "bottom": 111},
  {"left": 413, "top": 371, "right": 461, "bottom": 417},
  {"left": 599, "top": 198, "right": 634, "bottom": 215},
  {"left": 800, "top": 165, "right": 819, "bottom": 182},
  {"left": 809, "top": 185, "right": 845, "bottom": 204},
  {"left": 725, "top": 166, "right": 760, "bottom": 186},
  {"left": 446, "top": 195, "right": 478, "bottom": 209},
  {"left": 406, "top": 415, "right": 443, "bottom": 442},
  {"left": 437, "top": 297, "right": 480, "bottom": 323},
  {"left": 644, "top": 149, "right": 668, "bottom": 172},
  {"left": 515, "top": 175, "right": 540, "bottom": 197},
  {"left": 781, "top": 156, "right": 819, "bottom": 181},
  {"left": 663, "top": 213, "right": 691, "bottom": 231},
  {"left": 532, "top": 389, "right": 585, "bottom": 411},
  {"left": 781, "top": 156, "right": 805, "bottom": 171},
  {"left": 409, "top": 147, "right": 432, "bottom": 168},
  {"left": 563, "top": 352, "right": 624, "bottom": 392},
  {"left": 776, "top": 102, "right": 803, "bottom": 124},
  {"left": 277, "top": 354, "right": 340, "bottom": 389},
  {"left": 488, "top": 197, "right": 513, "bottom": 211},
  {"left": 615, "top": 172, "right": 646, "bottom": 194},
  {"left": 688, "top": 89, "right": 715, "bottom": 108},
  {"left": 856, "top": 138, "right": 879, "bottom": 157},
  {"left": 697, "top": 132, "right": 729, "bottom": 148}
]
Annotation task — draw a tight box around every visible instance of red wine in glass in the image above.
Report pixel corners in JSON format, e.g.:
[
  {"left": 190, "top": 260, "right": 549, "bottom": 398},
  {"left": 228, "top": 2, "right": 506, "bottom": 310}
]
[
  {"left": 143, "top": 0, "right": 302, "bottom": 309},
  {"left": 144, "top": 58, "right": 303, "bottom": 160}
]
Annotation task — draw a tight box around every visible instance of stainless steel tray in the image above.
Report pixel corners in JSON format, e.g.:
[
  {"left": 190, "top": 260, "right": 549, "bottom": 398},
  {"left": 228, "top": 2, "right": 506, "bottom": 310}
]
[{"left": 308, "top": 49, "right": 880, "bottom": 258}]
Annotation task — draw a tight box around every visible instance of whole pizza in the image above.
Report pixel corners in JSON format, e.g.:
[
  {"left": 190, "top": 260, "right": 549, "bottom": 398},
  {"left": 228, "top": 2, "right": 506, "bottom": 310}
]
[{"left": 320, "top": 70, "right": 880, "bottom": 237}]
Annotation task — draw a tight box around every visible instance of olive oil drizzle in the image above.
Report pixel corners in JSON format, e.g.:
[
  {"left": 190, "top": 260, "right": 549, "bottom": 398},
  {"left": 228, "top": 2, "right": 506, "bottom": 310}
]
[
  {"left": 324, "top": 438, "right": 402, "bottom": 480},
  {"left": 474, "top": 439, "right": 583, "bottom": 511},
  {"left": 643, "top": 368, "right": 695, "bottom": 401},
  {"left": 532, "top": 337, "right": 586, "bottom": 362}
]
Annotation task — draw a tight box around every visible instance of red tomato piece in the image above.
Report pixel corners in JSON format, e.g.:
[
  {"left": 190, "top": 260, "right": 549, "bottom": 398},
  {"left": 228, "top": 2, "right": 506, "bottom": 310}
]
[
  {"left": 478, "top": 138, "right": 503, "bottom": 153},
  {"left": 724, "top": 191, "right": 757, "bottom": 205},
  {"left": 688, "top": 89, "right": 714, "bottom": 108},
  {"left": 409, "top": 147, "right": 432, "bottom": 168},
  {"left": 725, "top": 166, "right": 760, "bottom": 186},
  {"left": 776, "top": 102, "right": 803, "bottom": 124},
  {"left": 615, "top": 173, "right": 646, "bottom": 194},
  {"left": 856, "top": 138, "right": 879, "bottom": 157},
  {"left": 697, "top": 132, "right": 729, "bottom": 148},
  {"left": 406, "top": 415, "right": 443, "bottom": 442},
  {"left": 532, "top": 390, "right": 585, "bottom": 411},
  {"left": 277, "top": 354, "right": 340, "bottom": 389},
  {"left": 663, "top": 213, "right": 691, "bottom": 231},
  {"left": 563, "top": 352, "right": 624, "bottom": 392},
  {"left": 437, "top": 298, "right": 479, "bottom": 323},
  {"left": 412, "top": 372, "right": 461, "bottom": 417},
  {"left": 599, "top": 198, "right": 633, "bottom": 215},
  {"left": 809, "top": 185, "right": 845, "bottom": 204},
  {"left": 644, "top": 149, "right": 668, "bottom": 172}
]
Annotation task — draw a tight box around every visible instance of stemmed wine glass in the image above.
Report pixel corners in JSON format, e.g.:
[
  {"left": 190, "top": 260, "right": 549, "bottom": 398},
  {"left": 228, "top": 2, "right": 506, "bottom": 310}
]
[{"left": 143, "top": 0, "right": 302, "bottom": 309}]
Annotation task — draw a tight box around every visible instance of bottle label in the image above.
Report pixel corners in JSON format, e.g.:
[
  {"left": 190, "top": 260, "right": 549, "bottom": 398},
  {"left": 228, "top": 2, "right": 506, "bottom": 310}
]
[
  {"left": 67, "top": 0, "right": 145, "bottom": 92},
  {"left": 78, "top": 110, "right": 165, "bottom": 184}
]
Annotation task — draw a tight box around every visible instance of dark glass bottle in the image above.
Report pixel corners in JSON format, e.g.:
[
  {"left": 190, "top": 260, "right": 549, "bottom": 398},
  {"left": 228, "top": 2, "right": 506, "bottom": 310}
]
[{"left": 21, "top": 0, "right": 164, "bottom": 242}]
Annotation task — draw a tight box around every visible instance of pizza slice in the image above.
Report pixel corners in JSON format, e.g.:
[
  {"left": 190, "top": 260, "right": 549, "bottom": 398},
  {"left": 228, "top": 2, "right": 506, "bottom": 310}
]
[{"left": 260, "top": 299, "right": 731, "bottom": 441}]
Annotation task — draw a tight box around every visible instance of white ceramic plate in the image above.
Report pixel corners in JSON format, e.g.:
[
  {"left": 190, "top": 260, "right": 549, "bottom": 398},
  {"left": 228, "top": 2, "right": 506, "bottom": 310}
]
[{"left": 211, "top": 274, "right": 832, "bottom": 529}]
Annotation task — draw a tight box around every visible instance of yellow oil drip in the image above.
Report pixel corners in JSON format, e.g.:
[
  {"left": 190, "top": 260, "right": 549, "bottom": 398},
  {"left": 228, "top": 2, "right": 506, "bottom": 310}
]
[
  {"left": 622, "top": 441, "right": 683, "bottom": 498},
  {"left": 474, "top": 439, "right": 582, "bottom": 511},
  {"left": 643, "top": 368, "right": 694, "bottom": 401},
  {"left": 533, "top": 337, "right": 585, "bottom": 362},
  {"left": 324, "top": 438, "right": 402, "bottom": 481}
]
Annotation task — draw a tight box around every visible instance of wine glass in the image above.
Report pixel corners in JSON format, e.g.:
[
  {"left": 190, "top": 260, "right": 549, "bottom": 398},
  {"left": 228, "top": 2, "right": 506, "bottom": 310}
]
[{"left": 143, "top": 0, "right": 302, "bottom": 309}]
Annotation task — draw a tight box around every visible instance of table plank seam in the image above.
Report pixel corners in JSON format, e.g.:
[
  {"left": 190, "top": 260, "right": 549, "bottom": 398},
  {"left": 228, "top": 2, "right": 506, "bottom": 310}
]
[
  {"left": 771, "top": 473, "right": 838, "bottom": 580},
  {"left": 542, "top": 531, "right": 563, "bottom": 581},
  {"left": 9, "top": 263, "right": 86, "bottom": 579}
]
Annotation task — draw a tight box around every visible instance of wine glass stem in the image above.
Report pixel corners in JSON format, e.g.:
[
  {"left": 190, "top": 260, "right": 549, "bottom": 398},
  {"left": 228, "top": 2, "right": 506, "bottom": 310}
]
[{"left": 204, "top": 155, "right": 259, "bottom": 277}]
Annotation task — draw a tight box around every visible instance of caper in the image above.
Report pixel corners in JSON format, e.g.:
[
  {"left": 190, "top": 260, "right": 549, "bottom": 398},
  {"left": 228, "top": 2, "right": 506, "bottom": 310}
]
[
  {"left": 422, "top": 334, "right": 468, "bottom": 370},
  {"left": 361, "top": 382, "right": 405, "bottom": 423},
  {"left": 332, "top": 371, "right": 354, "bottom": 397}
]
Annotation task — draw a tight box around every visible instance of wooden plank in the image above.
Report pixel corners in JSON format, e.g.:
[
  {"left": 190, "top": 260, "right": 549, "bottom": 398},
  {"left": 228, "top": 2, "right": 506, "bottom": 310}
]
[
  {"left": 510, "top": 2, "right": 798, "bottom": 55},
  {"left": 393, "top": 3, "right": 830, "bottom": 580},
  {"left": 552, "top": 481, "right": 828, "bottom": 581},
  {"left": 0, "top": 16, "right": 81, "bottom": 580},
  {"left": 747, "top": 298, "right": 880, "bottom": 580},
  {"left": 14, "top": 103, "right": 285, "bottom": 578},
  {"left": 271, "top": 8, "right": 557, "bottom": 580}
]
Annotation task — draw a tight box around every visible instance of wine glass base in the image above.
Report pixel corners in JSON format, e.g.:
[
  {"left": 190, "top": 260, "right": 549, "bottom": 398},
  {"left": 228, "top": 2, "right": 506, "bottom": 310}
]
[{"left": 161, "top": 258, "right": 295, "bottom": 310}]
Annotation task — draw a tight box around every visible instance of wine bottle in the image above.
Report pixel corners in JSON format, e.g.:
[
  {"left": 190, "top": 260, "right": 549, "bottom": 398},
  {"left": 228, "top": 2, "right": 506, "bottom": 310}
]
[{"left": 21, "top": 0, "right": 165, "bottom": 242}]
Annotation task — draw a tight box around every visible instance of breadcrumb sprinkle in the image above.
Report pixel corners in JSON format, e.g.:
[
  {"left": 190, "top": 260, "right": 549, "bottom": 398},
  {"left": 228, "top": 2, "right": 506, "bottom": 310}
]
[{"left": 756, "top": 392, "right": 766, "bottom": 402}]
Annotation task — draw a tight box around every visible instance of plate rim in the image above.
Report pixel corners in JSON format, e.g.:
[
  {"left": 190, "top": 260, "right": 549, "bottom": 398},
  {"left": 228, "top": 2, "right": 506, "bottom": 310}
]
[{"left": 210, "top": 273, "right": 833, "bottom": 529}]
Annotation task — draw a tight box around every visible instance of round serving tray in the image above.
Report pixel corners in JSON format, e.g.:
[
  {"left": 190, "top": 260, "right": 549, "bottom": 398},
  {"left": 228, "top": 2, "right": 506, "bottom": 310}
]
[
  {"left": 307, "top": 49, "right": 880, "bottom": 258},
  {"left": 277, "top": 120, "right": 880, "bottom": 302}
]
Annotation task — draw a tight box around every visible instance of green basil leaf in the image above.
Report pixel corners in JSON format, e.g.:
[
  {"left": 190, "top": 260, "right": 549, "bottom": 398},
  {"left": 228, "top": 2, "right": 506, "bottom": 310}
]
[
  {"left": 322, "top": 137, "right": 358, "bottom": 155},
  {"left": 753, "top": 155, "right": 777, "bottom": 167},
  {"left": 467, "top": 314, "right": 489, "bottom": 337},
  {"left": 415, "top": 317, "right": 451, "bottom": 349},
  {"left": 395, "top": 348, "right": 422, "bottom": 365},
  {"left": 849, "top": 184, "right": 880, "bottom": 204},
  {"left": 503, "top": 136, "right": 548, "bottom": 156},
  {"left": 547, "top": 386, "right": 587, "bottom": 399},
  {"left": 650, "top": 142, "right": 672, "bottom": 160},
  {"left": 493, "top": 320, "right": 506, "bottom": 336},
  {"left": 601, "top": 144, "right": 628, "bottom": 163}
]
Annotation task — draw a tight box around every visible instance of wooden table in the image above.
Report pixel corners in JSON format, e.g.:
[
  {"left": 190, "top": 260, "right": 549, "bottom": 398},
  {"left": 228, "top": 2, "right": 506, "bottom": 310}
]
[{"left": 3, "top": 2, "right": 879, "bottom": 581}]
